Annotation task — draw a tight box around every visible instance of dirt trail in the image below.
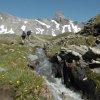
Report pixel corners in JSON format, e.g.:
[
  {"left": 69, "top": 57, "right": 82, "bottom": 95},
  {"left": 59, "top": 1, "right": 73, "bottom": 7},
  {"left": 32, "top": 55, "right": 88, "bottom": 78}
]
[
  {"left": 33, "top": 35, "right": 46, "bottom": 42},
  {"left": 0, "top": 86, "right": 15, "bottom": 100}
]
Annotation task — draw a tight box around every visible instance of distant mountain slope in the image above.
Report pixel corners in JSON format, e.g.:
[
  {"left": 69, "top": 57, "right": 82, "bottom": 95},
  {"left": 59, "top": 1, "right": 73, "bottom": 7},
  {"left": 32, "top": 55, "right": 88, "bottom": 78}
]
[{"left": 0, "top": 12, "right": 83, "bottom": 36}]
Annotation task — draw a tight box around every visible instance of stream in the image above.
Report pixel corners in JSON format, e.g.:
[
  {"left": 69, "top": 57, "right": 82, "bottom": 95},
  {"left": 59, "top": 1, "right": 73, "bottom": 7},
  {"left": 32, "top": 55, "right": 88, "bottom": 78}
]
[{"left": 31, "top": 48, "right": 84, "bottom": 100}]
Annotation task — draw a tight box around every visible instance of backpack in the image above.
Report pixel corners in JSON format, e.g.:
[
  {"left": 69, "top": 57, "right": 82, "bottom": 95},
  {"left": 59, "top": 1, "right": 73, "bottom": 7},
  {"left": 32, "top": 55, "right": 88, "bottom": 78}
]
[
  {"left": 27, "top": 31, "right": 31, "bottom": 36},
  {"left": 22, "top": 31, "right": 26, "bottom": 37}
]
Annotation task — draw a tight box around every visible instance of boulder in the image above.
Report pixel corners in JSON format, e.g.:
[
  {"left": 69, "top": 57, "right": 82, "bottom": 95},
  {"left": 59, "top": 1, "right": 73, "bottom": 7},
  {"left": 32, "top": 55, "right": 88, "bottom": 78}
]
[{"left": 27, "top": 54, "right": 39, "bottom": 69}]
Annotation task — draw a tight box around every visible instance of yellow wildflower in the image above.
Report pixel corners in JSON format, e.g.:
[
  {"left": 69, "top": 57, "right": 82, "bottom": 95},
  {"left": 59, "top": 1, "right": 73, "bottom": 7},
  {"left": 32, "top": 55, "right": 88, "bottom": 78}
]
[
  {"left": 36, "top": 85, "right": 39, "bottom": 88},
  {"left": 16, "top": 80, "right": 20, "bottom": 84}
]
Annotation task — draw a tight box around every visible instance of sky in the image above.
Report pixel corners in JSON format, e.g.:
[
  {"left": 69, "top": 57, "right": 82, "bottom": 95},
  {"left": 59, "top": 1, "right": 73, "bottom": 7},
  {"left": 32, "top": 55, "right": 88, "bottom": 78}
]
[{"left": 0, "top": 0, "right": 100, "bottom": 22}]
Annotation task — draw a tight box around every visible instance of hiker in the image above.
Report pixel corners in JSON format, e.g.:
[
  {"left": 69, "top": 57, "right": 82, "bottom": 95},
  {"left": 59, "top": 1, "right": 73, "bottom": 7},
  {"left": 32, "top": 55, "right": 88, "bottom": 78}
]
[
  {"left": 27, "top": 30, "right": 32, "bottom": 40},
  {"left": 21, "top": 31, "right": 26, "bottom": 44}
]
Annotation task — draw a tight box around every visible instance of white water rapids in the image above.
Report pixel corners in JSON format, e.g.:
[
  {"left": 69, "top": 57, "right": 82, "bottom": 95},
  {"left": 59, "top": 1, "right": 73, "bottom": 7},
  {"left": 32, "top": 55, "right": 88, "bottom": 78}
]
[{"left": 32, "top": 48, "right": 84, "bottom": 100}]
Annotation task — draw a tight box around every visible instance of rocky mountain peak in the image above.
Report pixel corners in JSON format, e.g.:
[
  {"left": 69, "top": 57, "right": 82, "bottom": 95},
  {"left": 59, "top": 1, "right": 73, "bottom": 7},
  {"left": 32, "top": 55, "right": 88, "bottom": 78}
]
[
  {"left": 0, "top": 12, "right": 83, "bottom": 36},
  {"left": 55, "top": 10, "right": 65, "bottom": 19}
]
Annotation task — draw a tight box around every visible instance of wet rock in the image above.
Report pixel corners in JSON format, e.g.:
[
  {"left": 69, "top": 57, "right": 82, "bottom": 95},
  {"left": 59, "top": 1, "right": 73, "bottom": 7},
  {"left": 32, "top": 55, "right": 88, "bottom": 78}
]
[
  {"left": 28, "top": 54, "right": 38, "bottom": 61},
  {"left": 27, "top": 54, "right": 39, "bottom": 69}
]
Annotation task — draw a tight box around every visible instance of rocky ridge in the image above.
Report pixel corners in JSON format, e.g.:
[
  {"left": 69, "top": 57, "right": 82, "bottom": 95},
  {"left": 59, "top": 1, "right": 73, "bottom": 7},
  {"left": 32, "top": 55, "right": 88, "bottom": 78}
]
[
  {"left": 81, "top": 14, "right": 100, "bottom": 36},
  {"left": 0, "top": 12, "right": 83, "bottom": 36}
]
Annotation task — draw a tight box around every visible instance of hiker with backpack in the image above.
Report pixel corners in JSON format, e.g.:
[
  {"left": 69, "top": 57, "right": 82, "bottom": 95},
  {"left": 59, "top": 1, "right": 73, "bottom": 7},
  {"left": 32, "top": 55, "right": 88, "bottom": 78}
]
[
  {"left": 21, "top": 31, "right": 26, "bottom": 44},
  {"left": 27, "top": 30, "right": 32, "bottom": 40}
]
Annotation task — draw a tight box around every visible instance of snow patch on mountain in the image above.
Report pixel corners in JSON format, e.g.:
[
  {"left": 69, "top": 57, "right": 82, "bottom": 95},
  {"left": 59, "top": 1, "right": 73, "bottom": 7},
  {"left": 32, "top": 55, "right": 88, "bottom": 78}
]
[
  {"left": 70, "top": 20, "right": 81, "bottom": 33},
  {"left": 0, "top": 17, "right": 3, "bottom": 20},
  {"left": 6, "top": 28, "right": 14, "bottom": 34},
  {"left": 52, "top": 29, "right": 56, "bottom": 36},
  {"left": 35, "top": 19, "right": 51, "bottom": 28},
  {"left": 0, "top": 25, "right": 7, "bottom": 34},
  {"left": 51, "top": 20, "right": 60, "bottom": 30},
  {"left": 0, "top": 25, "right": 14, "bottom": 34},
  {"left": 21, "top": 25, "right": 26, "bottom": 31},
  {"left": 36, "top": 28, "right": 44, "bottom": 34},
  {"left": 62, "top": 25, "right": 71, "bottom": 33}
]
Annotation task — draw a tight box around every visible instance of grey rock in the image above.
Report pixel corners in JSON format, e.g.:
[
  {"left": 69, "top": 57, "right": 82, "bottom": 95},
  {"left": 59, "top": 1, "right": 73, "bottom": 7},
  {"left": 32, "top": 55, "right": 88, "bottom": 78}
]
[{"left": 28, "top": 54, "right": 38, "bottom": 61}]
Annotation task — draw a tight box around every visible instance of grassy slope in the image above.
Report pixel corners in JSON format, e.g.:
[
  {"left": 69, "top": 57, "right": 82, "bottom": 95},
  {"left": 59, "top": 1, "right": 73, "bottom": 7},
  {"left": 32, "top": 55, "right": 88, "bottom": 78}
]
[
  {"left": 47, "top": 32, "right": 73, "bottom": 56},
  {"left": 0, "top": 34, "right": 52, "bottom": 100},
  {"left": 47, "top": 32, "right": 96, "bottom": 57},
  {"left": 50, "top": 32, "right": 73, "bottom": 40},
  {"left": 0, "top": 30, "right": 100, "bottom": 98}
]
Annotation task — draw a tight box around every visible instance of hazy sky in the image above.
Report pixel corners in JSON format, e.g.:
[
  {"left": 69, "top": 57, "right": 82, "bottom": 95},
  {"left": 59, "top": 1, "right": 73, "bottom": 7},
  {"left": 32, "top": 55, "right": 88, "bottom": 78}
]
[{"left": 0, "top": 0, "right": 100, "bottom": 22}]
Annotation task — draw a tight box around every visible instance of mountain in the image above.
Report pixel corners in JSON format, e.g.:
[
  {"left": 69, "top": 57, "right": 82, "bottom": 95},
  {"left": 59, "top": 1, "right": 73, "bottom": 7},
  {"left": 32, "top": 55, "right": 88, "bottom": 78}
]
[
  {"left": 0, "top": 12, "right": 83, "bottom": 36},
  {"left": 81, "top": 14, "right": 100, "bottom": 36}
]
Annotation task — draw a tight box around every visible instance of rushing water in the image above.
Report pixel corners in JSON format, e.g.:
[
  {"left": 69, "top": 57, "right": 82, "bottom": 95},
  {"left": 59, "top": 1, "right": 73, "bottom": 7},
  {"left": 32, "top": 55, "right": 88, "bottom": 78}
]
[{"left": 33, "top": 48, "right": 83, "bottom": 100}]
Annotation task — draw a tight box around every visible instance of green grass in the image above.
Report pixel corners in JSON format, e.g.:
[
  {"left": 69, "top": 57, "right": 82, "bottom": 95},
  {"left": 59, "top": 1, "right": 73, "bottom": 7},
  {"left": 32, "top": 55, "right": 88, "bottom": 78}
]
[
  {"left": 0, "top": 38, "right": 52, "bottom": 99},
  {"left": 46, "top": 32, "right": 96, "bottom": 57},
  {"left": 0, "top": 32, "right": 99, "bottom": 99},
  {"left": 33, "top": 34, "right": 53, "bottom": 40},
  {"left": 47, "top": 45, "right": 61, "bottom": 57},
  {"left": 67, "top": 37, "right": 86, "bottom": 45},
  {"left": 85, "top": 68, "right": 100, "bottom": 89},
  {"left": 50, "top": 32, "right": 73, "bottom": 40},
  {"left": 68, "top": 35, "right": 96, "bottom": 46}
]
